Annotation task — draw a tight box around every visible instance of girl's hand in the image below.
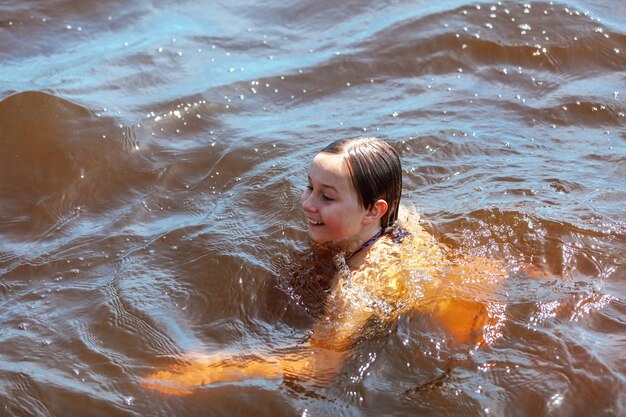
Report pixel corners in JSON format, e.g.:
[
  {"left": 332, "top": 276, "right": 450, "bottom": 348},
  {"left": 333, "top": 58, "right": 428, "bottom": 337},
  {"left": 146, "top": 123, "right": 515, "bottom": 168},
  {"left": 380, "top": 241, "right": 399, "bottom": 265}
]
[
  {"left": 142, "top": 349, "right": 346, "bottom": 396},
  {"left": 141, "top": 353, "right": 282, "bottom": 396}
]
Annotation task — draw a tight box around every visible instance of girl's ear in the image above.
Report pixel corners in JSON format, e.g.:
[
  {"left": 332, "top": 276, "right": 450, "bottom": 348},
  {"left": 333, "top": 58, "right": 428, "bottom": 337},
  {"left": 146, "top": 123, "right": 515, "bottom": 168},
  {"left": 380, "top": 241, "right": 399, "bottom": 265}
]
[{"left": 364, "top": 199, "right": 388, "bottom": 225}]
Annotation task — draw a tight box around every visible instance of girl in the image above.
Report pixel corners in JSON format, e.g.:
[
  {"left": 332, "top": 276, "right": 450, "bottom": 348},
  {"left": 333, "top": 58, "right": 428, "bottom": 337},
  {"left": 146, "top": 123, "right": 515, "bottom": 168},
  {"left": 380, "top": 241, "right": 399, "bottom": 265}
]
[{"left": 142, "top": 137, "right": 507, "bottom": 395}]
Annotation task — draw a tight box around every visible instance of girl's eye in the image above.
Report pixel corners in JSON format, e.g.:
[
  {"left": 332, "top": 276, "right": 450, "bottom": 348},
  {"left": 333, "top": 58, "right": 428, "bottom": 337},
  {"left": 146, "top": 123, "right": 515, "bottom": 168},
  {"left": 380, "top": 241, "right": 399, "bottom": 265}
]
[
  {"left": 306, "top": 185, "right": 313, "bottom": 191},
  {"left": 322, "top": 195, "right": 334, "bottom": 201}
]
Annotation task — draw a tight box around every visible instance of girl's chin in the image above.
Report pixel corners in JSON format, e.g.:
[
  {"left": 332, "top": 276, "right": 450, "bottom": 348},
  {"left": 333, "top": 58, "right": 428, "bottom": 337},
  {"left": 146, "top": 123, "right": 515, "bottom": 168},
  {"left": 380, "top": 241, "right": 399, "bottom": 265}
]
[
  {"left": 307, "top": 234, "right": 326, "bottom": 245},
  {"left": 307, "top": 232, "right": 333, "bottom": 246},
  {"left": 308, "top": 234, "right": 352, "bottom": 251}
]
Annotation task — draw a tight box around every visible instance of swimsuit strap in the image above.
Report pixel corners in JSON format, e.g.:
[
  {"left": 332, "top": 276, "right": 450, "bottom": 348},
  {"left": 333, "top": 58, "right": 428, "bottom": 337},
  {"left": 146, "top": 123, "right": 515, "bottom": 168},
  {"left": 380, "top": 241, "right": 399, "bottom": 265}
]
[{"left": 348, "top": 228, "right": 385, "bottom": 259}]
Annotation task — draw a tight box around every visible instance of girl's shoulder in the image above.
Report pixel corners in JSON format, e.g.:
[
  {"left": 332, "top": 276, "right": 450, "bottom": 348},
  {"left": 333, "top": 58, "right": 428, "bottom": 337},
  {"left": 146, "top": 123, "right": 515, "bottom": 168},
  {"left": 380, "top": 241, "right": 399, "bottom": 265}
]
[
  {"left": 357, "top": 209, "right": 449, "bottom": 283},
  {"left": 355, "top": 226, "right": 408, "bottom": 284}
]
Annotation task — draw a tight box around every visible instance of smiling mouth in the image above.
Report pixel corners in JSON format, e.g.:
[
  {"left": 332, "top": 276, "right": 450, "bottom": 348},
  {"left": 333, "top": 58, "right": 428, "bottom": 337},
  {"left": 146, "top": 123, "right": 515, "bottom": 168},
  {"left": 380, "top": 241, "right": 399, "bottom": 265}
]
[{"left": 307, "top": 218, "right": 323, "bottom": 225}]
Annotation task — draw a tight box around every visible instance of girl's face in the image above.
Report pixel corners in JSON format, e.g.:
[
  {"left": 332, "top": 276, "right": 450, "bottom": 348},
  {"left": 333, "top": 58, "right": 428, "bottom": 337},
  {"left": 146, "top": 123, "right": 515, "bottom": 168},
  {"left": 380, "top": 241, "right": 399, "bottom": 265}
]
[{"left": 301, "top": 152, "right": 371, "bottom": 248}]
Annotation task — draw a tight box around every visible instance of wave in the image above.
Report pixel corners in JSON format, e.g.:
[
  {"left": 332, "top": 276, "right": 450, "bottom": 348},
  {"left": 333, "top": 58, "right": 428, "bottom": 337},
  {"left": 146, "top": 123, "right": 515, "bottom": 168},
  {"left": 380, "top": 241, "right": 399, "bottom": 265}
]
[{"left": 0, "top": 91, "right": 149, "bottom": 239}]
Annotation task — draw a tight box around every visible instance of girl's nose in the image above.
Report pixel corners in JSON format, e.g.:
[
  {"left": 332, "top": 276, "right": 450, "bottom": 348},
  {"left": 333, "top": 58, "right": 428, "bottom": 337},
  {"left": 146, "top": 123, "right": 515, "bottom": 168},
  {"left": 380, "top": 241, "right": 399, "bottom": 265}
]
[{"left": 301, "top": 192, "right": 317, "bottom": 212}]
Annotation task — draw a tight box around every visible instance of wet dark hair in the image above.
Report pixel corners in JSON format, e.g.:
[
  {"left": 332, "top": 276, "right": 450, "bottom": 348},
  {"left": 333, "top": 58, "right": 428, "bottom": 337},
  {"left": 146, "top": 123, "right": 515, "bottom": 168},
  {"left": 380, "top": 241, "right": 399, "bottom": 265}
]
[{"left": 321, "top": 137, "right": 402, "bottom": 228}]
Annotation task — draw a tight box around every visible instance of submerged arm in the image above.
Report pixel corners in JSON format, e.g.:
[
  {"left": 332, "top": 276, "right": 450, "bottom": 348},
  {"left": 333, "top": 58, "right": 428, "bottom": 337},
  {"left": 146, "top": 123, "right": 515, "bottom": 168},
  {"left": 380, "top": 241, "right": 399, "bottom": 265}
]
[
  {"left": 412, "top": 256, "right": 508, "bottom": 346},
  {"left": 142, "top": 254, "right": 374, "bottom": 395}
]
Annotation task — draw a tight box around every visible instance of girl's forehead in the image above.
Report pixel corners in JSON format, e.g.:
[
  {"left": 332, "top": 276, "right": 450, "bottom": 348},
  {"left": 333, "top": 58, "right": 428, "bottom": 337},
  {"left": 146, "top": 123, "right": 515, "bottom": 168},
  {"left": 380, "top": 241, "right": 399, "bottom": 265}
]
[
  {"left": 310, "top": 152, "right": 348, "bottom": 176},
  {"left": 309, "top": 152, "right": 360, "bottom": 199}
]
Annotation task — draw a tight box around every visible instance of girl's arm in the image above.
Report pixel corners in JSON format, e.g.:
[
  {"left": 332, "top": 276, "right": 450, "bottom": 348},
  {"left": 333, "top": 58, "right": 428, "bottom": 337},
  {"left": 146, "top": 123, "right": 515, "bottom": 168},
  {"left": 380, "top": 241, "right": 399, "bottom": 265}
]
[
  {"left": 142, "top": 254, "right": 373, "bottom": 395},
  {"left": 414, "top": 256, "right": 508, "bottom": 346}
]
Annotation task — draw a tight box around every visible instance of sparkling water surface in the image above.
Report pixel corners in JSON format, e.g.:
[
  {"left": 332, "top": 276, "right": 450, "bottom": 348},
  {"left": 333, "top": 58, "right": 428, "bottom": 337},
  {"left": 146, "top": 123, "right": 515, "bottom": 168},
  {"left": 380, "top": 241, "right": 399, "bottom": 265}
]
[{"left": 1, "top": 1, "right": 624, "bottom": 416}]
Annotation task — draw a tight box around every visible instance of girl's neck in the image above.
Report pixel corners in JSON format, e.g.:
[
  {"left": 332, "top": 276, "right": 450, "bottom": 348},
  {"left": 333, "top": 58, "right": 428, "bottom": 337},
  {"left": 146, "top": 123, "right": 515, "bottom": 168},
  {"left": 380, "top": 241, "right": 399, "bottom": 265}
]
[{"left": 346, "top": 226, "right": 385, "bottom": 268}]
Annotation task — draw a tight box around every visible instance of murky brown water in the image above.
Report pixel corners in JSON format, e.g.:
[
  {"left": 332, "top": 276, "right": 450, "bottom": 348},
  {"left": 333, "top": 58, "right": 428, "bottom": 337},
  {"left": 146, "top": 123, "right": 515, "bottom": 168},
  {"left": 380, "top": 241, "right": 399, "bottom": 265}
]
[{"left": 1, "top": 1, "right": 625, "bottom": 416}]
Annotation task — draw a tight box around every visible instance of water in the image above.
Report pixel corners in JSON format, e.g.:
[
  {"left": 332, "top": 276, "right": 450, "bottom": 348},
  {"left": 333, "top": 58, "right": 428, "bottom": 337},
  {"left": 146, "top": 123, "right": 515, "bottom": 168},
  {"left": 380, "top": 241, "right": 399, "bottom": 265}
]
[{"left": 1, "top": 0, "right": 624, "bottom": 415}]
